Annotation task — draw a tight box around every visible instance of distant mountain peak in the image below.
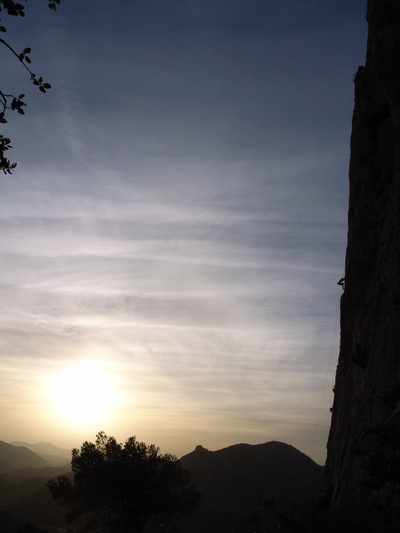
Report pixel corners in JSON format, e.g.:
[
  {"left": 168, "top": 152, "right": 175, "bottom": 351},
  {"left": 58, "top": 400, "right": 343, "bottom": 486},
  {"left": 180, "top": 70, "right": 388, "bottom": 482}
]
[
  {"left": 179, "top": 440, "right": 324, "bottom": 531},
  {"left": 194, "top": 445, "right": 209, "bottom": 452},
  {"left": 0, "top": 441, "right": 48, "bottom": 473},
  {"left": 10, "top": 441, "right": 70, "bottom": 459}
]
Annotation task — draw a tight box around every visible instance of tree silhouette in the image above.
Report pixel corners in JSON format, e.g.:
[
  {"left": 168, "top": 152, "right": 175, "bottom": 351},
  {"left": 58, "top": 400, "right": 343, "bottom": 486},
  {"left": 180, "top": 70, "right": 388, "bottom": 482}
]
[
  {"left": 47, "top": 432, "right": 200, "bottom": 533},
  {"left": 0, "top": 0, "right": 60, "bottom": 174}
]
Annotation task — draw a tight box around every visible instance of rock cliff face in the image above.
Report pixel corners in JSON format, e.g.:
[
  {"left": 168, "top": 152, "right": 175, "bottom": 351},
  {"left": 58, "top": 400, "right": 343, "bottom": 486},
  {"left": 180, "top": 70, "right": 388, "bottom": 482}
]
[{"left": 324, "top": 0, "right": 400, "bottom": 522}]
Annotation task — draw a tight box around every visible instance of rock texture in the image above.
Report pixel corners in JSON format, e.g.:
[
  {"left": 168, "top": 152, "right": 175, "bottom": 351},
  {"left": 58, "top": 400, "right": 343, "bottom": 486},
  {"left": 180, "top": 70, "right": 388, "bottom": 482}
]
[{"left": 324, "top": 0, "right": 400, "bottom": 524}]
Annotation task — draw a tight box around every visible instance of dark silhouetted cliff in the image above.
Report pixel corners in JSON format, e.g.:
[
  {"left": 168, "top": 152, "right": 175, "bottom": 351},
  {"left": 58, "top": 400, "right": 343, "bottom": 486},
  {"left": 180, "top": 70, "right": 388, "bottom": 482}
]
[{"left": 324, "top": 0, "right": 400, "bottom": 525}]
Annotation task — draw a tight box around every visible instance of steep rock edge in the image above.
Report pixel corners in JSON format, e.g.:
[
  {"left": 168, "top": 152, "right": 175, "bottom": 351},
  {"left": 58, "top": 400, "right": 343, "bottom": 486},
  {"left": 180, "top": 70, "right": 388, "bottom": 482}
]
[{"left": 324, "top": 0, "right": 400, "bottom": 521}]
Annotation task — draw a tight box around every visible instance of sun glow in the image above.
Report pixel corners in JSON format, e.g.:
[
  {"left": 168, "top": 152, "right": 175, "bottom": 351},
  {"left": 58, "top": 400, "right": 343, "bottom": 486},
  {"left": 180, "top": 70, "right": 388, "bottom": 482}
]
[{"left": 48, "top": 360, "right": 118, "bottom": 425}]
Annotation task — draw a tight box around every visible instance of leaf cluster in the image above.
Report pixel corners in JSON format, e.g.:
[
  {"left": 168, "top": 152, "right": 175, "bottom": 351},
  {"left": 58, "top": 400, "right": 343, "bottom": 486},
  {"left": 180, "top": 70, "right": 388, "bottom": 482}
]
[
  {"left": 0, "top": 133, "right": 16, "bottom": 173},
  {"left": 0, "top": 0, "right": 60, "bottom": 20}
]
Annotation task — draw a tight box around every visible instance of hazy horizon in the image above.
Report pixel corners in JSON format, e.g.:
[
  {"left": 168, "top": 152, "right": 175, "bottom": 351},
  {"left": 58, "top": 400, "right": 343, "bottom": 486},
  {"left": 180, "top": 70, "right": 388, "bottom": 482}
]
[
  {"left": 0, "top": 0, "right": 367, "bottom": 466},
  {"left": 4, "top": 436, "right": 323, "bottom": 466}
]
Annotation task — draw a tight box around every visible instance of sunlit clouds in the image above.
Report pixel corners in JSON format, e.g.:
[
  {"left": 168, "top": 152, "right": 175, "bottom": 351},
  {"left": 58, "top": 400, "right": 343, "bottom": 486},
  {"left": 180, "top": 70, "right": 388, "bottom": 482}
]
[
  {"left": 0, "top": 0, "right": 367, "bottom": 464},
  {"left": 0, "top": 155, "right": 343, "bottom": 461}
]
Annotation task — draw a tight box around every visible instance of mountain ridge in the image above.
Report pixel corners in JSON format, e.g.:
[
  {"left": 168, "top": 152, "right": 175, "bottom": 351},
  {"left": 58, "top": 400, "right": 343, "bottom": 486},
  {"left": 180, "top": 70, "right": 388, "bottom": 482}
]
[
  {"left": 8, "top": 441, "right": 71, "bottom": 468},
  {"left": 11, "top": 441, "right": 71, "bottom": 458},
  {"left": 0, "top": 439, "right": 323, "bottom": 532},
  {"left": 0, "top": 441, "right": 48, "bottom": 474},
  {"left": 178, "top": 440, "right": 323, "bottom": 532}
]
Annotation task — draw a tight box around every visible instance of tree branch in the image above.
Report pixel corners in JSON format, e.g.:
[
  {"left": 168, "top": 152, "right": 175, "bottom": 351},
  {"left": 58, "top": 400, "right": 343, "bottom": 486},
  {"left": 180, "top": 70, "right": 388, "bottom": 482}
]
[{"left": 0, "top": 0, "right": 59, "bottom": 174}]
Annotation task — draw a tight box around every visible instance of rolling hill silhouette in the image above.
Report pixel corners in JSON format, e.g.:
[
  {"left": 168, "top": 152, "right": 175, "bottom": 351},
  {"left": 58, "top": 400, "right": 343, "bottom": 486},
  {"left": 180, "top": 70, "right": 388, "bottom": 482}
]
[
  {"left": 178, "top": 441, "right": 323, "bottom": 531},
  {"left": 0, "top": 441, "right": 48, "bottom": 474},
  {"left": 0, "top": 440, "right": 323, "bottom": 532},
  {"left": 11, "top": 441, "right": 71, "bottom": 467},
  {"left": 0, "top": 442, "right": 70, "bottom": 530}
]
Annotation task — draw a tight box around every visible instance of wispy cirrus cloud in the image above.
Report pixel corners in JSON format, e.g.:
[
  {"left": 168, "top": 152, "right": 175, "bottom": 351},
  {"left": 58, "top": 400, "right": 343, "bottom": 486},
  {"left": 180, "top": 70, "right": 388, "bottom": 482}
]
[{"left": 0, "top": 0, "right": 365, "bottom": 463}]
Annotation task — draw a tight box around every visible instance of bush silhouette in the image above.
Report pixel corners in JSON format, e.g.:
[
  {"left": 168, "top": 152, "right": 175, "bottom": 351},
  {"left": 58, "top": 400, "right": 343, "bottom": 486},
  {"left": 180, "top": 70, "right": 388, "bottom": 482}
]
[{"left": 47, "top": 432, "right": 200, "bottom": 533}]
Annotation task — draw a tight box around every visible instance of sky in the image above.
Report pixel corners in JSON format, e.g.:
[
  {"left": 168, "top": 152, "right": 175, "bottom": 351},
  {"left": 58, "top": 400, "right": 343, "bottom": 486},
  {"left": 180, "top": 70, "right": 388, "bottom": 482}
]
[{"left": 0, "top": 0, "right": 368, "bottom": 465}]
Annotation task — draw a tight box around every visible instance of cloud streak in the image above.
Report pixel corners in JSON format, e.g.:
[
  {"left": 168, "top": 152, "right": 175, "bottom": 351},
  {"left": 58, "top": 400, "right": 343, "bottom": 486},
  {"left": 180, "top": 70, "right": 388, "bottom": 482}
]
[{"left": 0, "top": 0, "right": 366, "bottom": 464}]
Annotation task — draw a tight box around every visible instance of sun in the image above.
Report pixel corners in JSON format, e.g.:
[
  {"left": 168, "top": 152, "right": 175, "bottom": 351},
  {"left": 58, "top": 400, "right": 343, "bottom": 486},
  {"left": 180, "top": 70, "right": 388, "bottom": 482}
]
[{"left": 48, "top": 360, "right": 117, "bottom": 425}]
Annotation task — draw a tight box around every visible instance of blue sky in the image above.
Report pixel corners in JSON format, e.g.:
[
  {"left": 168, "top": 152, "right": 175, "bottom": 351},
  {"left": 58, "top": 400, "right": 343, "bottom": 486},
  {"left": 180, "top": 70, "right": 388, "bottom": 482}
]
[{"left": 0, "top": 0, "right": 367, "bottom": 464}]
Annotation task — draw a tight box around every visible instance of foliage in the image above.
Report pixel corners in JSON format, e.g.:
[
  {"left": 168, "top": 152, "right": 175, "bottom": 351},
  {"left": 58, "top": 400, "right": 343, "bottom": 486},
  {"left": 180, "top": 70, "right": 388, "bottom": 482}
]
[
  {"left": 0, "top": 0, "right": 60, "bottom": 174},
  {"left": 47, "top": 432, "right": 200, "bottom": 533}
]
